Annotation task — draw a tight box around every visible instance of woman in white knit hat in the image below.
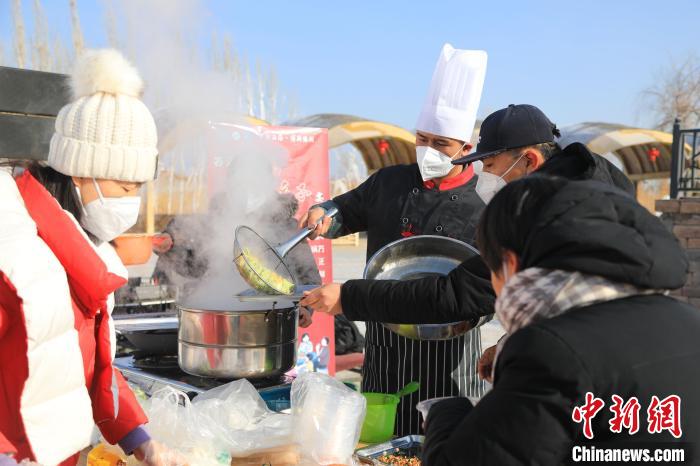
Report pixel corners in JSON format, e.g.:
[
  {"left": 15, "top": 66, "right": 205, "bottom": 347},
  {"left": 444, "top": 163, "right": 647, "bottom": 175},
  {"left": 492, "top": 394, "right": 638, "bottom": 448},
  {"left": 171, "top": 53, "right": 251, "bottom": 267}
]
[{"left": 0, "top": 50, "right": 183, "bottom": 465}]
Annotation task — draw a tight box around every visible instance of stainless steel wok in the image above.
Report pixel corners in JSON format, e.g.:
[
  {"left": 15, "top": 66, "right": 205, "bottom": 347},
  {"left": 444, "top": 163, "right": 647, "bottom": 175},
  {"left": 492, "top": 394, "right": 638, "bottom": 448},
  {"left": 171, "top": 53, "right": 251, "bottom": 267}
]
[
  {"left": 364, "top": 235, "right": 486, "bottom": 340},
  {"left": 177, "top": 298, "right": 298, "bottom": 379}
]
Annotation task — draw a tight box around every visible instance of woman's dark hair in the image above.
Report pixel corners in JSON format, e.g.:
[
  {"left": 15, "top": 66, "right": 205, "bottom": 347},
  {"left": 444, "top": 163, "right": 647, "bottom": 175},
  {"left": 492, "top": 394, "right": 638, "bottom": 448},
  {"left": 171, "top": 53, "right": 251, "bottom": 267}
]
[
  {"left": 476, "top": 175, "right": 568, "bottom": 273},
  {"left": 27, "top": 163, "right": 83, "bottom": 222}
]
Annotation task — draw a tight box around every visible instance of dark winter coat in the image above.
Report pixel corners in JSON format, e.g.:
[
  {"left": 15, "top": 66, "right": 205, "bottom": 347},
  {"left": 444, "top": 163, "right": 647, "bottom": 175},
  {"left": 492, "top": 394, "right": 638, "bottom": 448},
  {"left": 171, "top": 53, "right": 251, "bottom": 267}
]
[{"left": 422, "top": 180, "right": 699, "bottom": 466}]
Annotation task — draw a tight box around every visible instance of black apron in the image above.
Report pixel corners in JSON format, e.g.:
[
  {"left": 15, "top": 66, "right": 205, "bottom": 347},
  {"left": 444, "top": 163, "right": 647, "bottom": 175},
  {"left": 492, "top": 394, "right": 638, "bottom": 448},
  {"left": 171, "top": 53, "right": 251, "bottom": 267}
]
[{"left": 332, "top": 164, "right": 486, "bottom": 436}]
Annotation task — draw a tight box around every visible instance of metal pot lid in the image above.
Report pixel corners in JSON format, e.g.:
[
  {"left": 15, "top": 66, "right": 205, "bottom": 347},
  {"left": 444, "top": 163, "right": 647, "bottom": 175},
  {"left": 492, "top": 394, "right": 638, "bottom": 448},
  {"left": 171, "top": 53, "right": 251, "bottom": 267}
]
[
  {"left": 178, "top": 295, "right": 297, "bottom": 312},
  {"left": 364, "top": 235, "right": 479, "bottom": 341},
  {"left": 235, "top": 284, "right": 317, "bottom": 303},
  {"left": 114, "top": 316, "right": 179, "bottom": 333},
  {"left": 364, "top": 235, "right": 478, "bottom": 280}
]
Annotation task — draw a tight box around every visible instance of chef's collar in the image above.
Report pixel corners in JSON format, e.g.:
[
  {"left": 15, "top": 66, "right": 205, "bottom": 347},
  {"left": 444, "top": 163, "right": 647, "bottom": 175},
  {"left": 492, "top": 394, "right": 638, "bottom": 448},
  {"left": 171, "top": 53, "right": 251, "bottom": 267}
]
[{"left": 423, "top": 164, "right": 474, "bottom": 191}]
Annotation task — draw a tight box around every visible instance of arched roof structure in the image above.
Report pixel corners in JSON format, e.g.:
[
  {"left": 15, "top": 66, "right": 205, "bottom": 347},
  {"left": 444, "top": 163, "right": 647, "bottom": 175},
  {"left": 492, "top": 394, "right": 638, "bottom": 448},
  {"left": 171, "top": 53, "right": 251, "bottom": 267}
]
[
  {"left": 286, "top": 114, "right": 416, "bottom": 172},
  {"left": 558, "top": 122, "right": 673, "bottom": 181}
]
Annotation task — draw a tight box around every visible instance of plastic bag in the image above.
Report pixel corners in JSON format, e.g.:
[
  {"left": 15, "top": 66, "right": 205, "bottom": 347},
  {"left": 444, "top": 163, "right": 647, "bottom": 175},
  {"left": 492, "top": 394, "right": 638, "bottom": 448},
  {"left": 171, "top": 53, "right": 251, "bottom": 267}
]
[
  {"left": 192, "top": 378, "right": 293, "bottom": 457},
  {"left": 291, "top": 373, "right": 366, "bottom": 465},
  {"left": 143, "top": 387, "right": 230, "bottom": 466}
]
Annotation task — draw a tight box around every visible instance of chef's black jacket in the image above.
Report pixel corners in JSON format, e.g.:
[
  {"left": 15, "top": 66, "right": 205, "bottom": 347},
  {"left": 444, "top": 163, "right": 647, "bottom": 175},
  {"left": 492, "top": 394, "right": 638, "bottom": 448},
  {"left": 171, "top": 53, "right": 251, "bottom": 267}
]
[{"left": 319, "top": 163, "right": 487, "bottom": 436}]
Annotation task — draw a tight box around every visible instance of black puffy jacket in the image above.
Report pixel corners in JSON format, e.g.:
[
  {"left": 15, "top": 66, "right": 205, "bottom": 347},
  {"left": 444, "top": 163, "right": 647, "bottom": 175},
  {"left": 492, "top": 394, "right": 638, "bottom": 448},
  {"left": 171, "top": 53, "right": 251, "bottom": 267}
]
[
  {"left": 341, "top": 143, "right": 634, "bottom": 325},
  {"left": 538, "top": 142, "right": 635, "bottom": 196},
  {"left": 422, "top": 180, "right": 699, "bottom": 465}
]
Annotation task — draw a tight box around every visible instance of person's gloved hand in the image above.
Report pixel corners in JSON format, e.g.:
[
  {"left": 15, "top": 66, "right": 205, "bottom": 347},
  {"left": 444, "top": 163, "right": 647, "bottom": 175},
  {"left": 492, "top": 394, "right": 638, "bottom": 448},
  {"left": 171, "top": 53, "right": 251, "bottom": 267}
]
[
  {"left": 0, "top": 454, "right": 18, "bottom": 466},
  {"left": 133, "top": 440, "right": 188, "bottom": 466}
]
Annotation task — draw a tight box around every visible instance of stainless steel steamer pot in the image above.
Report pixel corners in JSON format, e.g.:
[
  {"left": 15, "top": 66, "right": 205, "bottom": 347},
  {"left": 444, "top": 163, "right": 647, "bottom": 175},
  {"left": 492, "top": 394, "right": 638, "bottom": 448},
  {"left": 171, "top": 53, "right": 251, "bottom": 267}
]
[
  {"left": 177, "top": 299, "right": 298, "bottom": 378},
  {"left": 364, "top": 235, "right": 489, "bottom": 340}
]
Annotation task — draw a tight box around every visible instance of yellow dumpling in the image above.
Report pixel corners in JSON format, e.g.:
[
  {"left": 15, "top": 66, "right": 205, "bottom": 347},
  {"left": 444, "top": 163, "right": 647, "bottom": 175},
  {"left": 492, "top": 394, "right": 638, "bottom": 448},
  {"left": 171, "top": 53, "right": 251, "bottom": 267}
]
[{"left": 236, "top": 249, "right": 294, "bottom": 294}]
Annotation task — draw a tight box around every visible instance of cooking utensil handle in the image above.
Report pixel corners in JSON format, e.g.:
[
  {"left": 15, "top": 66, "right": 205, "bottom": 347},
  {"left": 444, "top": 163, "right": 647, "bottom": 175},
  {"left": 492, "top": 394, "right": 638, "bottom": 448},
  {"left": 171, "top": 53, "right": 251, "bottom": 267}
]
[
  {"left": 276, "top": 207, "right": 339, "bottom": 258},
  {"left": 396, "top": 381, "right": 420, "bottom": 398}
]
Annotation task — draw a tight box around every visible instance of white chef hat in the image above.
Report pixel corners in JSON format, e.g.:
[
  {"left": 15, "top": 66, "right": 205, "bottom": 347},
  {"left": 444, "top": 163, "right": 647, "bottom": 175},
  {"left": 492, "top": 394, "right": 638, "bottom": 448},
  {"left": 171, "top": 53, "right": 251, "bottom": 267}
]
[{"left": 415, "top": 44, "right": 487, "bottom": 143}]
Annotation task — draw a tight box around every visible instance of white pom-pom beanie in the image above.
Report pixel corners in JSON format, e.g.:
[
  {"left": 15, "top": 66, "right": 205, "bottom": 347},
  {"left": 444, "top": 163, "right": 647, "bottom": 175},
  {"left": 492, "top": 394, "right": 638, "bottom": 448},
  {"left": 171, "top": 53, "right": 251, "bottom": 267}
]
[{"left": 48, "top": 49, "right": 158, "bottom": 182}]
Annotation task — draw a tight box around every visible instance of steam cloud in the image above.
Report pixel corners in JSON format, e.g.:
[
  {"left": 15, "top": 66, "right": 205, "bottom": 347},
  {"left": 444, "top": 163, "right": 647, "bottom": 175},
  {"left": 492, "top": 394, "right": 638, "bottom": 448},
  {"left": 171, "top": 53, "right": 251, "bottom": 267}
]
[{"left": 112, "top": 0, "right": 318, "bottom": 309}]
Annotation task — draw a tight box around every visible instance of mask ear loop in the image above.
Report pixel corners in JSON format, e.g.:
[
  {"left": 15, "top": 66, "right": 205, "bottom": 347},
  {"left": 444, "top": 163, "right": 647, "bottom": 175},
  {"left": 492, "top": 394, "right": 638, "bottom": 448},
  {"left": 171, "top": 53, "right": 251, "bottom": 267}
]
[
  {"left": 499, "top": 152, "right": 527, "bottom": 180},
  {"left": 91, "top": 178, "right": 106, "bottom": 204},
  {"left": 450, "top": 141, "right": 469, "bottom": 159},
  {"left": 501, "top": 262, "right": 510, "bottom": 284},
  {"left": 74, "top": 185, "right": 88, "bottom": 217}
]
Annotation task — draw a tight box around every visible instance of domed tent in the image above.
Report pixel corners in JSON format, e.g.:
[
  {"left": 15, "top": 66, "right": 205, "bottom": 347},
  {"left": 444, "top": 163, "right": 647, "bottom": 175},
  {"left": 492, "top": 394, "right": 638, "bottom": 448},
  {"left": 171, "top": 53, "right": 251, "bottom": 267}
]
[
  {"left": 557, "top": 122, "right": 674, "bottom": 211},
  {"left": 558, "top": 122, "right": 673, "bottom": 181},
  {"left": 285, "top": 114, "right": 416, "bottom": 172}
]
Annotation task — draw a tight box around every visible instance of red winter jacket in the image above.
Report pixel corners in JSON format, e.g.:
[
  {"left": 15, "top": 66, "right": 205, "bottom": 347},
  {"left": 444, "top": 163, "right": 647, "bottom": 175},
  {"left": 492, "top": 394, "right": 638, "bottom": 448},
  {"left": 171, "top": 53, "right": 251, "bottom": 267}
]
[{"left": 0, "top": 171, "right": 148, "bottom": 465}]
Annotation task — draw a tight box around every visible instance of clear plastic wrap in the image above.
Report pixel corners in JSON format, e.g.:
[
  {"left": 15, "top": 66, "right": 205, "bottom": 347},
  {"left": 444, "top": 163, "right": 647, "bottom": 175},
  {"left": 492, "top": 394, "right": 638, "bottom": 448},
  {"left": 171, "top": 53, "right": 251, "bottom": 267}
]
[
  {"left": 192, "top": 378, "right": 293, "bottom": 457},
  {"left": 143, "top": 387, "right": 229, "bottom": 466},
  {"left": 291, "top": 373, "right": 366, "bottom": 465}
]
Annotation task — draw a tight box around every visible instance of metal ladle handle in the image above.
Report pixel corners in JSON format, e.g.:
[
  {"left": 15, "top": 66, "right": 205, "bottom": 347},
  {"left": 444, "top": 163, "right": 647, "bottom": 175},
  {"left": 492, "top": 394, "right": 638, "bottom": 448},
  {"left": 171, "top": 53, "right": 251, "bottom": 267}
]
[{"left": 274, "top": 206, "right": 338, "bottom": 258}]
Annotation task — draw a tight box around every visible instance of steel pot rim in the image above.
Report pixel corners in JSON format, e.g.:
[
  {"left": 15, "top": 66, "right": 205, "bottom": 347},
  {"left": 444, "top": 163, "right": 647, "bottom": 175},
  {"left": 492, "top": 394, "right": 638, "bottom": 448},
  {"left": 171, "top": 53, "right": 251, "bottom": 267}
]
[
  {"left": 176, "top": 304, "right": 297, "bottom": 315},
  {"left": 177, "top": 339, "right": 297, "bottom": 349}
]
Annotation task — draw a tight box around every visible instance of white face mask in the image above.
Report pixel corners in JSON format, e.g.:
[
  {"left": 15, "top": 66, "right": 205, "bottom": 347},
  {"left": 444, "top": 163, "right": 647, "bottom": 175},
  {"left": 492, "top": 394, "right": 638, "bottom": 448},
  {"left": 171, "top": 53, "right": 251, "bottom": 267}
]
[
  {"left": 415, "top": 143, "right": 466, "bottom": 181},
  {"left": 78, "top": 179, "right": 142, "bottom": 242},
  {"left": 475, "top": 153, "right": 526, "bottom": 204}
]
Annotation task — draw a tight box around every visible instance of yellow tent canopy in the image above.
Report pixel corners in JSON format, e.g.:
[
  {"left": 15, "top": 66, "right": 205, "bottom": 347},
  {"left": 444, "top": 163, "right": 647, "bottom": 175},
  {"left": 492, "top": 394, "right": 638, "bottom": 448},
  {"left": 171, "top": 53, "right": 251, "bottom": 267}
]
[
  {"left": 285, "top": 114, "right": 416, "bottom": 172},
  {"left": 558, "top": 122, "right": 673, "bottom": 181}
]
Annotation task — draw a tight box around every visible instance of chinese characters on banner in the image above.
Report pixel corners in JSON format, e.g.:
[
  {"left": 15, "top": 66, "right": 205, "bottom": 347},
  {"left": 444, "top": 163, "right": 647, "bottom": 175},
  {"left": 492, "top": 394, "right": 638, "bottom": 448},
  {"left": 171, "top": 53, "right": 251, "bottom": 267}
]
[
  {"left": 206, "top": 123, "right": 336, "bottom": 375},
  {"left": 572, "top": 392, "right": 682, "bottom": 439}
]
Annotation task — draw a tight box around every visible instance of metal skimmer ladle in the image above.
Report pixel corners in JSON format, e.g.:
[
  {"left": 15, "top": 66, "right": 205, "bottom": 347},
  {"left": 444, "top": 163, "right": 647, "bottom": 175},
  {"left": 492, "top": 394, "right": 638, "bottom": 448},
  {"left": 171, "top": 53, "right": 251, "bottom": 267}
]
[{"left": 233, "top": 206, "right": 338, "bottom": 295}]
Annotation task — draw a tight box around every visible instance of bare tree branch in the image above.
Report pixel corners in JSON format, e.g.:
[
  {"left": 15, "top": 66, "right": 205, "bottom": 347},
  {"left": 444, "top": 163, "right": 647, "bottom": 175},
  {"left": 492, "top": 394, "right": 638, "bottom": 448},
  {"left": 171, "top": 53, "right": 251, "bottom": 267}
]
[
  {"left": 103, "top": 0, "right": 120, "bottom": 49},
  {"left": 69, "top": 0, "right": 84, "bottom": 55},
  {"left": 12, "top": 0, "right": 27, "bottom": 68},
  {"left": 641, "top": 54, "right": 700, "bottom": 130},
  {"left": 267, "top": 64, "right": 279, "bottom": 123},
  {"left": 32, "top": 0, "right": 50, "bottom": 71}
]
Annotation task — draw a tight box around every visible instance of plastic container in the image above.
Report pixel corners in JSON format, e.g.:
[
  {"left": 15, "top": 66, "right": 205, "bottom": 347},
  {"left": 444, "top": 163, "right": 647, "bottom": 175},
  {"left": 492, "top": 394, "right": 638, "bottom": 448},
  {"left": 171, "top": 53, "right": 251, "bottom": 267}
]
[
  {"left": 416, "top": 396, "right": 479, "bottom": 425},
  {"left": 87, "top": 444, "right": 128, "bottom": 466},
  {"left": 259, "top": 385, "right": 291, "bottom": 412},
  {"left": 292, "top": 373, "right": 367, "bottom": 465},
  {"left": 359, "top": 392, "right": 401, "bottom": 444}
]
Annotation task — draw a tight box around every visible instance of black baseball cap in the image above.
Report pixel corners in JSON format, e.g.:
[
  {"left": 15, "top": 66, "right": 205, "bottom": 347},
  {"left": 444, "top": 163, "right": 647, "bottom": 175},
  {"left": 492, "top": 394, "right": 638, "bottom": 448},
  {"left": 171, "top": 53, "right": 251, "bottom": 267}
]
[{"left": 453, "top": 104, "right": 560, "bottom": 165}]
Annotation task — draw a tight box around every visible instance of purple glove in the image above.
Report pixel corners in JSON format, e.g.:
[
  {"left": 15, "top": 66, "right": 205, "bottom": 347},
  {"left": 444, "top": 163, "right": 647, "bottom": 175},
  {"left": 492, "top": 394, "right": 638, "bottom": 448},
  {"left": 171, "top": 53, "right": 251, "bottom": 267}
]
[
  {"left": 118, "top": 426, "right": 151, "bottom": 455},
  {"left": 0, "top": 455, "right": 18, "bottom": 466}
]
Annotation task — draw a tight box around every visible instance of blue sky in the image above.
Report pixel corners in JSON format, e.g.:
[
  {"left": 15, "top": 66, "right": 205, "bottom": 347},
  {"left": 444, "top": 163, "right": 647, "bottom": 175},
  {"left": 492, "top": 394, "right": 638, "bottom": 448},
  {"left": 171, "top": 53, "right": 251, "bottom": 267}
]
[{"left": 1, "top": 0, "right": 699, "bottom": 130}]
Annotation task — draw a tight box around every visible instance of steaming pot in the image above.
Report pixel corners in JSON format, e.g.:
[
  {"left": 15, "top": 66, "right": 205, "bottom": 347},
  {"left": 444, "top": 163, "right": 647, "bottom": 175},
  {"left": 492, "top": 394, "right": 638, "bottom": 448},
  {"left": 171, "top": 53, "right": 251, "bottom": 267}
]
[{"left": 177, "top": 298, "right": 298, "bottom": 379}]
